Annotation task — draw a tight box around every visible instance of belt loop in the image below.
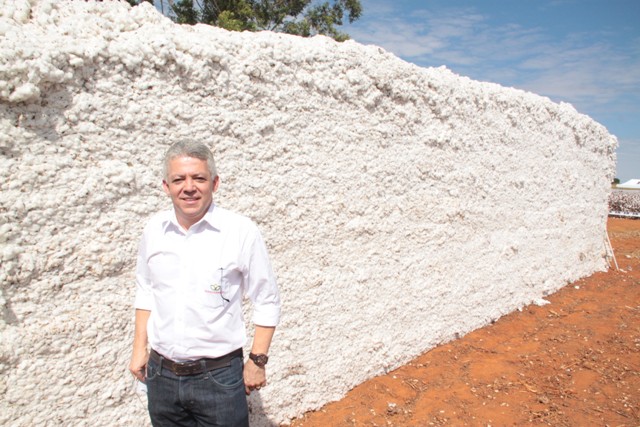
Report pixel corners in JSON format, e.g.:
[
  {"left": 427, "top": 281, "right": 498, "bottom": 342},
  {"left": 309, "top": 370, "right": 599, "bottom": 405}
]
[
  {"left": 200, "top": 359, "right": 207, "bottom": 374},
  {"left": 157, "top": 351, "right": 164, "bottom": 373}
]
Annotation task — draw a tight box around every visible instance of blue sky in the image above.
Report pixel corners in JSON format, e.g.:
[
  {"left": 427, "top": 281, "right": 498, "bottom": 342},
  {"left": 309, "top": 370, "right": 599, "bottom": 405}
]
[{"left": 342, "top": 0, "right": 640, "bottom": 181}]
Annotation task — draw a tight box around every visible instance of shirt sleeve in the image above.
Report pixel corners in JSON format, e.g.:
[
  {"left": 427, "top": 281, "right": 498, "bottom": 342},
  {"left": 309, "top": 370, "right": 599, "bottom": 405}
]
[
  {"left": 134, "top": 231, "right": 153, "bottom": 311},
  {"left": 243, "top": 225, "right": 281, "bottom": 327}
]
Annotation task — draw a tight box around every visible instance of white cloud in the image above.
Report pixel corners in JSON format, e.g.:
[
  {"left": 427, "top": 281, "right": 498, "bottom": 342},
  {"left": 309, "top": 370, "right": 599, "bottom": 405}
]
[{"left": 348, "top": 20, "right": 443, "bottom": 57}]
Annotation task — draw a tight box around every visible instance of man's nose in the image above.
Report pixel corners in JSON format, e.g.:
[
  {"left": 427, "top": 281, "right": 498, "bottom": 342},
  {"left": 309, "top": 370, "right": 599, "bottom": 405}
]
[{"left": 184, "top": 178, "right": 196, "bottom": 191}]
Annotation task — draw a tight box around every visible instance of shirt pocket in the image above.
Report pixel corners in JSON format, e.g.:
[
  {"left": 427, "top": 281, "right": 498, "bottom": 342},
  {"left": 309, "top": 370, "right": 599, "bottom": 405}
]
[{"left": 199, "top": 266, "right": 228, "bottom": 309}]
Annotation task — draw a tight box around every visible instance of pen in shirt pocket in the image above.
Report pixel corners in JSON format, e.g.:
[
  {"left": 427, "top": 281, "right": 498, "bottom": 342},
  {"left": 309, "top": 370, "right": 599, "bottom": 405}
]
[{"left": 216, "top": 267, "right": 230, "bottom": 304}]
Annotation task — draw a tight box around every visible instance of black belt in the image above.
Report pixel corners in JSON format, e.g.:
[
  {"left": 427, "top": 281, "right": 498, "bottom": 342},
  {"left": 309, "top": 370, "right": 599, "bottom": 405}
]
[{"left": 149, "top": 348, "right": 243, "bottom": 376}]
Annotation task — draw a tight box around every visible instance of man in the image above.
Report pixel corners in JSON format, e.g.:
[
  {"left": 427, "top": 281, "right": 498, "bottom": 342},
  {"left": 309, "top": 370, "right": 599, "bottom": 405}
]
[{"left": 129, "top": 141, "right": 281, "bottom": 427}]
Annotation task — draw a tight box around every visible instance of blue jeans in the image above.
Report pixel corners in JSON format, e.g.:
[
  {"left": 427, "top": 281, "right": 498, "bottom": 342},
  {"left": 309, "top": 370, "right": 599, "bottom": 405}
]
[{"left": 146, "top": 354, "right": 249, "bottom": 427}]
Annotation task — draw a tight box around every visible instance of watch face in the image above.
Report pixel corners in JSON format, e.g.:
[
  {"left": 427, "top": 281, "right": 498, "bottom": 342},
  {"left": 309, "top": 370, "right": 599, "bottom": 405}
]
[{"left": 252, "top": 353, "right": 268, "bottom": 367}]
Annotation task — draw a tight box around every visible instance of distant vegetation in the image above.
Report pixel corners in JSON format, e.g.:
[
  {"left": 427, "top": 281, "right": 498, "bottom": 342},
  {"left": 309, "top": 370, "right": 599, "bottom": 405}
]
[{"left": 126, "top": 0, "right": 363, "bottom": 41}]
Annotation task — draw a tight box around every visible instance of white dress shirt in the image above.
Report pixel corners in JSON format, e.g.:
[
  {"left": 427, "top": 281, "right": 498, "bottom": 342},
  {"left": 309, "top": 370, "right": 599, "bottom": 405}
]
[{"left": 134, "top": 203, "right": 281, "bottom": 361}]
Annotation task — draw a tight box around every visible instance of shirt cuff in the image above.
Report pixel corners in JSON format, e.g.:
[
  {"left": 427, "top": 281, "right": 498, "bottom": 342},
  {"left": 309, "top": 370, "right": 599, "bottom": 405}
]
[
  {"left": 134, "top": 291, "right": 153, "bottom": 311},
  {"left": 252, "top": 303, "right": 281, "bottom": 327}
]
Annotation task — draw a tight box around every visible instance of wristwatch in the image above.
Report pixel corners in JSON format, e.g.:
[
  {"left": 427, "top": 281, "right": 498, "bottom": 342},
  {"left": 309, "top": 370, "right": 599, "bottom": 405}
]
[{"left": 249, "top": 352, "right": 269, "bottom": 367}]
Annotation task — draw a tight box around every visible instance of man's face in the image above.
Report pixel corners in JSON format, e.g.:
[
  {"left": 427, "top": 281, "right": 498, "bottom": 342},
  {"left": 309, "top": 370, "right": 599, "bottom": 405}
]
[{"left": 162, "top": 156, "right": 219, "bottom": 230}]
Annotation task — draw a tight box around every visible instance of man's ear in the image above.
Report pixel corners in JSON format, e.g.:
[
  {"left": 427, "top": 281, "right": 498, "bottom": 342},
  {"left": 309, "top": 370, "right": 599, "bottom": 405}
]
[
  {"left": 213, "top": 176, "right": 220, "bottom": 193},
  {"left": 162, "top": 180, "right": 170, "bottom": 196}
]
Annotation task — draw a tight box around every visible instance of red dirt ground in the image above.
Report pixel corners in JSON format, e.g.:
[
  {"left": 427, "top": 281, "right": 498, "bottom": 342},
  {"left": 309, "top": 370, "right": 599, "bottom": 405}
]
[{"left": 288, "top": 217, "right": 640, "bottom": 426}]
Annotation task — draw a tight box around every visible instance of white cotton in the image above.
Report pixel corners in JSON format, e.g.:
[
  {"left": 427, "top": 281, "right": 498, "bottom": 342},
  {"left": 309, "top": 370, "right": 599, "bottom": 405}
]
[{"left": 0, "top": 0, "right": 617, "bottom": 426}]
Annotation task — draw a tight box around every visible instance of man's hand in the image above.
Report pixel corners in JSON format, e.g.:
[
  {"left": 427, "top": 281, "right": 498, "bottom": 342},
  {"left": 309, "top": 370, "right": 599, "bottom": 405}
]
[
  {"left": 243, "top": 358, "right": 267, "bottom": 395},
  {"left": 130, "top": 309, "right": 151, "bottom": 382},
  {"left": 129, "top": 348, "right": 148, "bottom": 382},
  {"left": 245, "top": 325, "right": 275, "bottom": 394}
]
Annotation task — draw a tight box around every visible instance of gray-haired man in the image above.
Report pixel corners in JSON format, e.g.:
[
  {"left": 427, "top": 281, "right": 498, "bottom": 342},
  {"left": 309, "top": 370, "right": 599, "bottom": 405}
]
[{"left": 129, "top": 141, "right": 281, "bottom": 426}]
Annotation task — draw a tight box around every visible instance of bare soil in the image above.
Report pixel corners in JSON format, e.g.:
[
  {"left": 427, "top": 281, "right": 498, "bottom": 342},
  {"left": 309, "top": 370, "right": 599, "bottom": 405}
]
[{"left": 288, "top": 217, "right": 640, "bottom": 426}]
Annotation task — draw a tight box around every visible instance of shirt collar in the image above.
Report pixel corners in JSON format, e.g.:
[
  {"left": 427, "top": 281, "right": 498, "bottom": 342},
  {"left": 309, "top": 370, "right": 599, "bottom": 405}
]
[
  {"left": 201, "top": 203, "right": 221, "bottom": 231},
  {"left": 161, "top": 203, "right": 220, "bottom": 234}
]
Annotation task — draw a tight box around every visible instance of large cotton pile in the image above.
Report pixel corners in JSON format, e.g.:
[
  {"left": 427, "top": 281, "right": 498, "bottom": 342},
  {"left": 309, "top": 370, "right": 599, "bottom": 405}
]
[{"left": 0, "top": 1, "right": 617, "bottom": 425}]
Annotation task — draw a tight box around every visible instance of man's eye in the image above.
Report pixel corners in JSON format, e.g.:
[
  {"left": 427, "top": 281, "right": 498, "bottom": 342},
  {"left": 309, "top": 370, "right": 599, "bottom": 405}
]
[{"left": 172, "top": 178, "right": 184, "bottom": 184}]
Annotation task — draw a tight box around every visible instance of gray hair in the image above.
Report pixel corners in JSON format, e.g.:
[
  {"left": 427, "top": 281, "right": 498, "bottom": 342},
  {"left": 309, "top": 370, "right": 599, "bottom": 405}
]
[{"left": 163, "top": 141, "right": 218, "bottom": 181}]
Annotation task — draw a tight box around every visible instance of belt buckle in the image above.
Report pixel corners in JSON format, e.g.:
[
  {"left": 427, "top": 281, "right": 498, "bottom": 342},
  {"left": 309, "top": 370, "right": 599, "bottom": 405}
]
[{"left": 174, "top": 360, "right": 199, "bottom": 376}]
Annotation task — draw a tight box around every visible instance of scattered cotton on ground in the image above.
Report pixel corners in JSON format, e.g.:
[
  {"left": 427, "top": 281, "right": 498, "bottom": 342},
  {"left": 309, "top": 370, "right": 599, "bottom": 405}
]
[{"left": 0, "top": 1, "right": 617, "bottom": 425}]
